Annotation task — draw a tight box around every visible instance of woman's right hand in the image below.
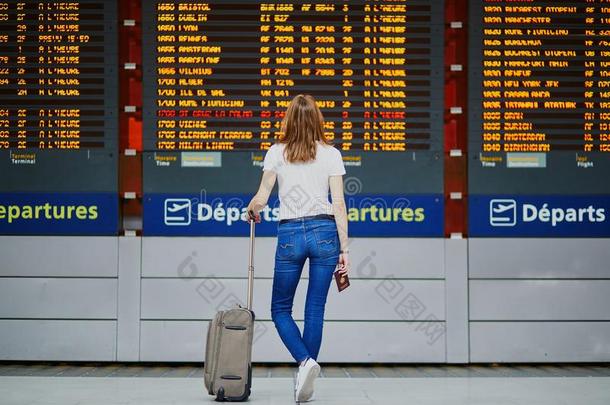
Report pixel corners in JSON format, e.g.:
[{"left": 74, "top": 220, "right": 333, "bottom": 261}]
[
  {"left": 246, "top": 200, "right": 261, "bottom": 223},
  {"left": 337, "top": 252, "right": 349, "bottom": 274},
  {"left": 247, "top": 210, "right": 260, "bottom": 223}
]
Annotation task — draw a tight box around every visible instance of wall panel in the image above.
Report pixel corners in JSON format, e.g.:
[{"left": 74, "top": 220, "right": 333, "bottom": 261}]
[{"left": 0, "top": 320, "right": 117, "bottom": 361}]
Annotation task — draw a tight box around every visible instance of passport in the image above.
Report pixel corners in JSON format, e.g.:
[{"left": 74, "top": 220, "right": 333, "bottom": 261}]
[{"left": 334, "top": 269, "right": 350, "bottom": 292}]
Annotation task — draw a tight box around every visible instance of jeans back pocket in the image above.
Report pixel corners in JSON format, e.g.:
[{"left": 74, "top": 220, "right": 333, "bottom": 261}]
[
  {"left": 276, "top": 231, "right": 296, "bottom": 259},
  {"left": 313, "top": 228, "right": 338, "bottom": 257}
]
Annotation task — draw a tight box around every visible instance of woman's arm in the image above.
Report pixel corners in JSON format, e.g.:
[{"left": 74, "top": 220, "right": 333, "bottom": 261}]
[
  {"left": 246, "top": 170, "right": 277, "bottom": 221},
  {"left": 330, "top": 175, "right": 349, "bottom": 273}
]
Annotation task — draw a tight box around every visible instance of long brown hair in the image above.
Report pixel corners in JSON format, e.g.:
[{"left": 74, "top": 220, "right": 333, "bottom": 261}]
[{"left": 278, "top": 94, "right": 332, "bottom": 163}]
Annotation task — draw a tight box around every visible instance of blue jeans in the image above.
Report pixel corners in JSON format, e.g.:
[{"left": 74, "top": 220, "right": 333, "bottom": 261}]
[{"left": 270, "top": 217, "right": 340, "bottom": 364}]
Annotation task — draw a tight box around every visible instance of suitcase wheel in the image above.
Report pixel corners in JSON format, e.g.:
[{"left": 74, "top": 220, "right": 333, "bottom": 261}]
[{"left": 215, "top": 386, "right": 225, "bottom": 402}]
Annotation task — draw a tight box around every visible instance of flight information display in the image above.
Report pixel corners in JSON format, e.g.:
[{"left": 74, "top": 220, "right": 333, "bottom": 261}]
[
  {"left": 468, "top": 0, "right": 610, "bottom": 237},
  {"left": 143, "top": 0, "right": 443, "bottom": 153},
  {"left": 468, "top": 0, "right": 610, "bottom": 194},
  {"left": 0, "top": 1, "right": 118, "bottom": 235},
  {"left": 142, "top": 0, "right": 445, "bottom": 236},
  {"left": 0, "top": 0, "right": 117, "bottom": 191}
]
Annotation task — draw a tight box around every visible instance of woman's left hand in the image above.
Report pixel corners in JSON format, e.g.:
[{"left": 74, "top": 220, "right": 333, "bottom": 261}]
[{"left": 336, "top": 253, "right": 349, "bottom": 274}]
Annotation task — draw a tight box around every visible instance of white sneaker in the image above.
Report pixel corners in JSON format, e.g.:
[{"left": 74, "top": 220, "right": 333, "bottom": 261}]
[{"left": 295, "top": 358, "right": 320, "bottom": 402}]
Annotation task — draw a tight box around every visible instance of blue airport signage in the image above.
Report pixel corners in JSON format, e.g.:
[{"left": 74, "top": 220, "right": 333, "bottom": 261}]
[
  {"left": 0, "top": 192, "right": 119, "bottom": 235},
  {"left": 469, "top": 195, "right": 610, "bottom": 237},
  {"left": 143, "top": 193, "right": 444, "bottom": 237}
]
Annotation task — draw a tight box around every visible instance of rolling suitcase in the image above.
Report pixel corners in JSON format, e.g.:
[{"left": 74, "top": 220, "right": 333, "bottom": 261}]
[{"left": 204, "top": 219, "right": 256, "bottom": 402}]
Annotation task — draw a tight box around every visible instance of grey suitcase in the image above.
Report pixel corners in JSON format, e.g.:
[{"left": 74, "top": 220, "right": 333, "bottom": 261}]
[{"left": 204, "top": 219, "right": 256, "bottom": 401}]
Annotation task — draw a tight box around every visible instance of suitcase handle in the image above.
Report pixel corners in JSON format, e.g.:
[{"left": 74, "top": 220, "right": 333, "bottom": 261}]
[{"left": 247, "top": 218, "right": 255, "bottom": 310}]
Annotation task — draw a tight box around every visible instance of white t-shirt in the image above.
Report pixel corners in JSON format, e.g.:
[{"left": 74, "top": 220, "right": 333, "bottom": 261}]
[{"left": 263, "top": 141, "right": 346, "bottom": 220}]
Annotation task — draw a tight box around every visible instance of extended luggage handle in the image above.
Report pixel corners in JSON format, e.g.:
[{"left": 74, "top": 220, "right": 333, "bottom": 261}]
[{"left": 246, "top": 216, "right": 255, "bottom": 311}]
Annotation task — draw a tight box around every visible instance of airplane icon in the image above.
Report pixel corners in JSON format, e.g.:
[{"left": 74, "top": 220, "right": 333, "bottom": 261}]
[
  {"left": 489, "top": 199, "right": 517, "bottom": 227},
  {"left": 164, "top": 198, "right": 191, "bottom": 226}
]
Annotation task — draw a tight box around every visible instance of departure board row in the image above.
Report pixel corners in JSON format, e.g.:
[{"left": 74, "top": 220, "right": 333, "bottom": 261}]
[
  {"left": 0, "top": 0, "right": 117, "bottom": 193},
  {"left": 142, "top": 0, "right": 445, "bottom": 153}
]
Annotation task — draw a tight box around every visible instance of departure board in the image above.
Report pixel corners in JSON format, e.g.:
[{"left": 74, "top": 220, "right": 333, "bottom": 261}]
[
  {"left": 142, "top": 0, "right": 444, "bottom": 197},
  {"left": 0, "top": 0, "right": 118, "bottom": 193},
  {"left": 0, "top": 1, "right": 118, "bottom": 235},
  {"left": 468, "top": 0, "right": 610, "bottom": 195}
]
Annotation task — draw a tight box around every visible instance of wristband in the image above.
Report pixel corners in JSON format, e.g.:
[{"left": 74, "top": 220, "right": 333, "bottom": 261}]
[{"left": 340, "top": 250, "right": 349, "bottom": 254}]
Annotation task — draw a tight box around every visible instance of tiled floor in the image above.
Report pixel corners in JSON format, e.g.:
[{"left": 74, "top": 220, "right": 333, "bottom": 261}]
[
  {"left": 0, "top": 363, "right": 609, "bottom": 405},
  {"left": 1, "top": 362, "right": 609, "bottom": 378}
]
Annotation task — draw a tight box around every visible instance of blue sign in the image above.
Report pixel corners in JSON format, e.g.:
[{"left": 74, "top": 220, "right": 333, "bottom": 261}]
[
  {"left": 0, "top": 192, "right": 119, "bottom": 235},
  {"left": 143, "top": 193, "right": 444, "bottom": 237},
  {"left": 469, "top": 195, "right": 610, "bottom": 237}
]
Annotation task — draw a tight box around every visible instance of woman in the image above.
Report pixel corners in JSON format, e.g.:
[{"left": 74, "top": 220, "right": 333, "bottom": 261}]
[{"left": 247, "top": 94, "right": 349, "bottom": 402}]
